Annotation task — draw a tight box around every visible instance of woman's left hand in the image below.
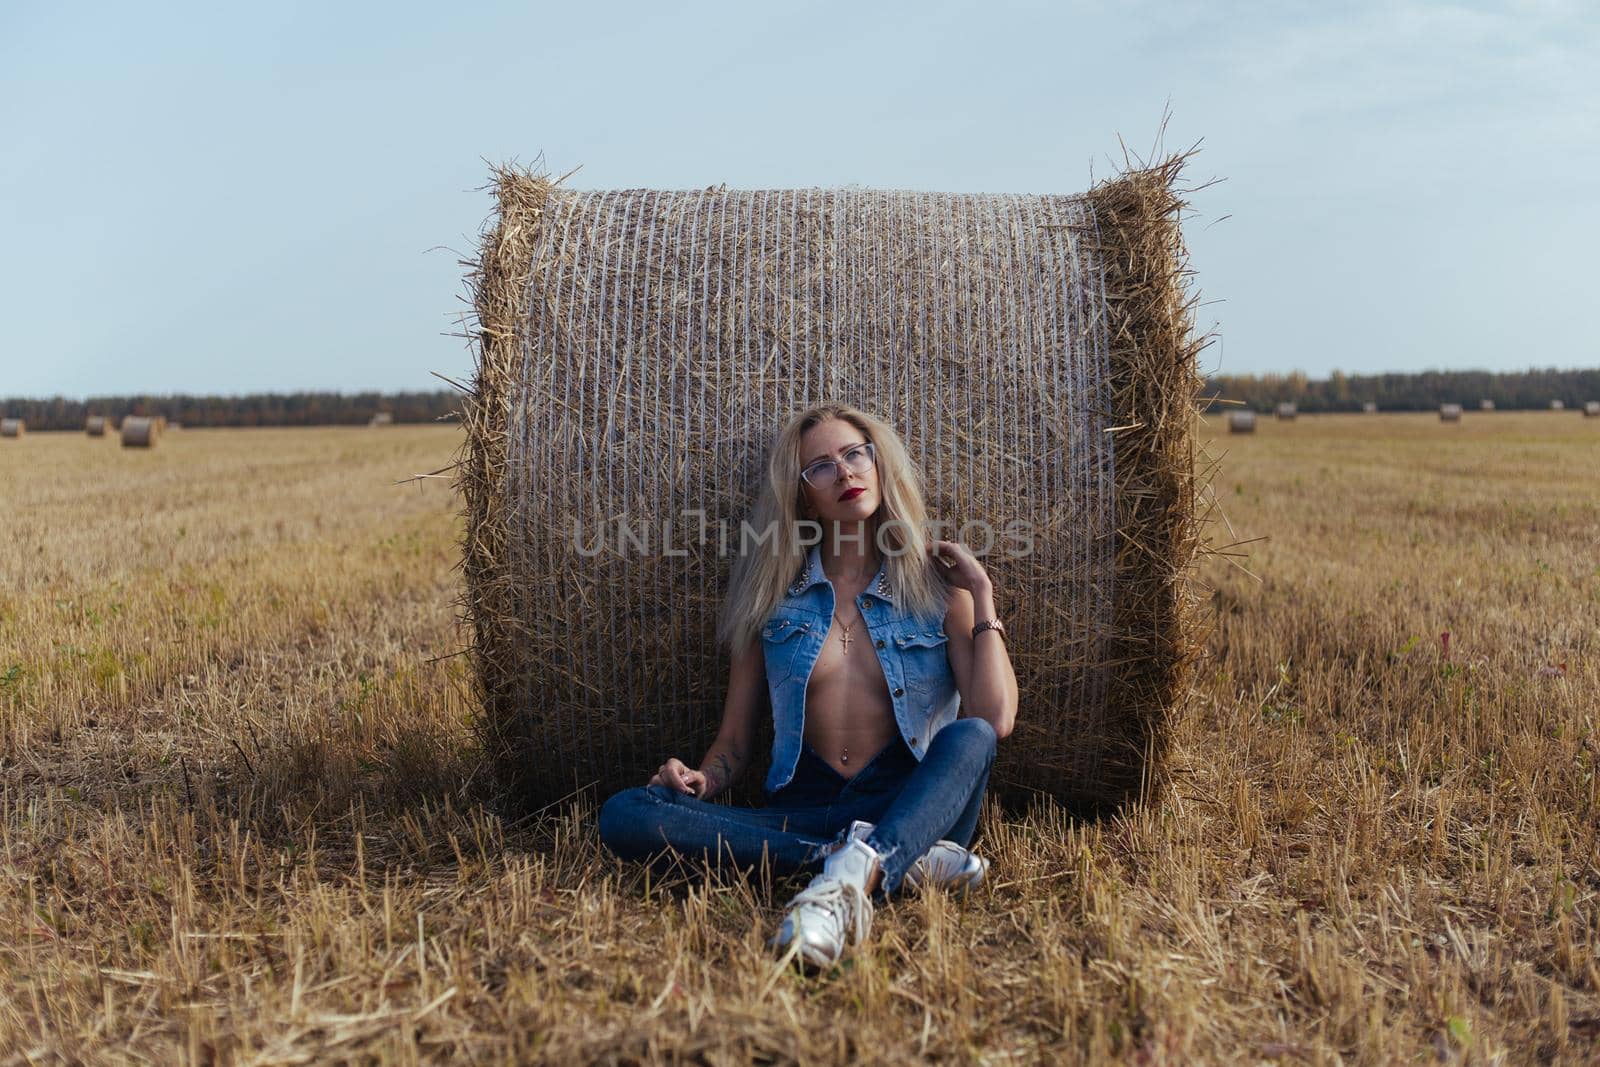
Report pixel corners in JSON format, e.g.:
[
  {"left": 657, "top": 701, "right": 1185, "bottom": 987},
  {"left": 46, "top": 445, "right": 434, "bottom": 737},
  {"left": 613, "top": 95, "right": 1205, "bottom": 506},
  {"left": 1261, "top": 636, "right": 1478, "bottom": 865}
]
[{"left": 926, "top": 539, "right": 992, "bottom": 596}]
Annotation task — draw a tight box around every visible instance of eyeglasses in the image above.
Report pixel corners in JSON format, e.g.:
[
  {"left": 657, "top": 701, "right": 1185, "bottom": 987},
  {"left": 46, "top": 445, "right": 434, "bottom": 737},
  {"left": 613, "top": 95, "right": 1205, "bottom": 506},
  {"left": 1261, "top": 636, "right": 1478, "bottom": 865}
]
[{"left": 800, "top": 441, "right": 876, "bottom": 489}]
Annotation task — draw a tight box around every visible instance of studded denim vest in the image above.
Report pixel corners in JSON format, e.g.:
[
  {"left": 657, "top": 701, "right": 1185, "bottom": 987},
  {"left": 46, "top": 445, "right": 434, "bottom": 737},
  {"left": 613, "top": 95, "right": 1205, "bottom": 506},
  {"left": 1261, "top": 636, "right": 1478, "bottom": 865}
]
[{"left": 760, "top": 542, "right": 960, "bottom": 795}]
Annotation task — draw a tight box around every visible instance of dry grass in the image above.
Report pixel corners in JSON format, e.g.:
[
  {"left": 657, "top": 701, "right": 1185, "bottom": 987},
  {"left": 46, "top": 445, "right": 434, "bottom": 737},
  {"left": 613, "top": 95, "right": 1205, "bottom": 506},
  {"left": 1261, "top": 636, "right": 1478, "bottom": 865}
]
[{"left": 1, "top": 416, "right": 1596, "bottom": 1064}]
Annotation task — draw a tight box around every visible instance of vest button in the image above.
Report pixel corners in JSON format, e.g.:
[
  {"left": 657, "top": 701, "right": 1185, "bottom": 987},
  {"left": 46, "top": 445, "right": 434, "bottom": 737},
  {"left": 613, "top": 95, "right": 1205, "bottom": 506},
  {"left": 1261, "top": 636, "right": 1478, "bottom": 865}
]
[
  {"left": 875, "top": 639, "right": 885, "bottom": 649},
  {"left": 893, "top": 687, "right": 904, "bottom": 697},
  {"left": 910, "top": 737, "right": 919, "bottom": 746}
]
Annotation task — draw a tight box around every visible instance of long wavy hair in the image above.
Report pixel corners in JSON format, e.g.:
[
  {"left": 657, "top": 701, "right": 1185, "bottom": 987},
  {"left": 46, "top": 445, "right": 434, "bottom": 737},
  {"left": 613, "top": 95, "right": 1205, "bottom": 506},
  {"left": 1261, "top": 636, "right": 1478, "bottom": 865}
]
[{"left": 717, "top": 402, "right": 951, "bottom": 654}]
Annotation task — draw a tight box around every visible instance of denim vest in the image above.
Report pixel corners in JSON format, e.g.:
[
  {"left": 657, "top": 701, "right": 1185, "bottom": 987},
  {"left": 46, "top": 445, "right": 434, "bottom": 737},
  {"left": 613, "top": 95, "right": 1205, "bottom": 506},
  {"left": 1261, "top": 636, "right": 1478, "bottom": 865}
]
[{"left": 760, "top": 543, "right": 960, "bottom": 795}]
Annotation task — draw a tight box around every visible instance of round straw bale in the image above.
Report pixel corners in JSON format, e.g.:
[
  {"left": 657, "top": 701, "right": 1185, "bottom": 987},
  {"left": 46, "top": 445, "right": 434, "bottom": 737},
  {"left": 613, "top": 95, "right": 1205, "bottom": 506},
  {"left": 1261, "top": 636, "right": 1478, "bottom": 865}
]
[
  {"left": 85, "top": 415, "right": 108, "bottom": 436},
  {"left": 457, "top": 158, "right": 1209, "bottom": 815},
  {"left": 1585, "top": 401, "right": 1600, "bottom": 417},
  {"left": 1362, "top": 401, "right": 1378, "bottom": 413},
  {"left": 369, "top": 411, "right": 394, "bottom": 427},
  {"left": 1275, "top": 402, "right": 1297, "bottom": 420},
  {"left": 1479, "top": 399, "right": 1495, "bottom": 411},
  {"left": 1, "top": 418, "right": 24, "bottom": 438},
  {"left": 1439, "top": 403, "right": 1463, "bottom": 422},
  {"left": 1551, "top": 399, "right": 1566, "bottom": 411},
  {"left": 1228, "top": 411, "right": 1256, "bottom": 433},
  {"left": 120, "top": 415, "right": 160, "bottom": 448}
]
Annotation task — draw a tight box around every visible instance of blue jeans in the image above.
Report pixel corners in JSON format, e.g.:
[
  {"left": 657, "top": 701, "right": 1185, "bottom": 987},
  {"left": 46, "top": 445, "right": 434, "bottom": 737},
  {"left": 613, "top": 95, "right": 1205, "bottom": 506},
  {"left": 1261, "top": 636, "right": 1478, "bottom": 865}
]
[{"left": 597, "top": 717, "right": 997, "bottom": 896}]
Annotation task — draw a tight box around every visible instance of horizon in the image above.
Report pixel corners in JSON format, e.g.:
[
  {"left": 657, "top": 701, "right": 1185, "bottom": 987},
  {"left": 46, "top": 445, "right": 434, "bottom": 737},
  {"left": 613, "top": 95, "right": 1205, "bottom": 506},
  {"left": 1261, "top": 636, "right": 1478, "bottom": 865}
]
[
  {"left": 3, "top": 2, "right": 1597, "bottom": 395},
  {"left": 7, "top": 364, "right": 1600, "bottom": 404}
]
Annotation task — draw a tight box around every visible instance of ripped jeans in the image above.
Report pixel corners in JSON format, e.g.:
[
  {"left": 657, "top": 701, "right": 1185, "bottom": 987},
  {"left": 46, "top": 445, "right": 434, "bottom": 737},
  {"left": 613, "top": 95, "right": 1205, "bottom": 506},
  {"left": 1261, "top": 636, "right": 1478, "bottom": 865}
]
[{"left": 597, "top": 717, "right": 997, "bottom": 896}]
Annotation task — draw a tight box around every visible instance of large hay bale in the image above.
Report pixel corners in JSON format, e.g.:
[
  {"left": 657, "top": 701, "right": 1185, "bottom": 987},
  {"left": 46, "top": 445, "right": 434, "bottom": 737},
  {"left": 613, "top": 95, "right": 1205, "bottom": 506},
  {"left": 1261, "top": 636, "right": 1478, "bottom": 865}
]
[
  {"left": 1228, "top": 411, "right": 1257, "bottom": 434},
  {"left": 1551, "top": 399, "right": 1566, "bottom": 411},
  {"left": 120, "top": 416, "right": 160, "bottom": 448},
  {"left": 85, "top": 415, "right": 108, "bottom": 436},
  {"left": 1585, "top": 401, "right": 1600, "bottom": 418},
  {"left": 1440, "top": 403, "right": 1463, "bottom": 422},
  {"left": 457, "top": 157, "right": 1207, "bottom": 815},
  {"left": 1479, "top": 399, "right": 1495, "bottom": 411},
  {"left": 1362, "top": 402, "right": 1378, "bottom": 413},
  {"left": 1275, "top": 402, "right": 1298, "bottom": 421},
  {"left": 369, "top": 411, "right": 394, "bottom": 427},
  {"left": 0, "top": 418, "right": 23, "bottom": 438}
]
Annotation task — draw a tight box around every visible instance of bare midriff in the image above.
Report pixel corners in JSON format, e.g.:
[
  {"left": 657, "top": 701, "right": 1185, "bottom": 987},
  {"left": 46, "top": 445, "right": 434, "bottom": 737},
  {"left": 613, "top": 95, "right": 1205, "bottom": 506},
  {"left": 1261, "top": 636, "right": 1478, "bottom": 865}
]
[{"left": 800, "top": 609, "right": 900, "bottom": 780}]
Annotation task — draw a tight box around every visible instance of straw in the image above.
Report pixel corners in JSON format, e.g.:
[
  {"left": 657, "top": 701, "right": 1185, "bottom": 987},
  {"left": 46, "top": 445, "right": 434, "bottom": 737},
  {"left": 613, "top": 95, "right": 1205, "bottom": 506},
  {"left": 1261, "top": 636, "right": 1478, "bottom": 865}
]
[{"left": 456, "top": 153, "right": 1209, "bottom": 816}]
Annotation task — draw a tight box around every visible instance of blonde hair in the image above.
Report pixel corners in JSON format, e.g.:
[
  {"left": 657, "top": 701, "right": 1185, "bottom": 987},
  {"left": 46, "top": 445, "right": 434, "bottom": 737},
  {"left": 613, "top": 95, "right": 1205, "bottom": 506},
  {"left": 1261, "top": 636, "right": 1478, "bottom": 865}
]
[{"left": 717, "top": 402, "right": 950, "bottom": 654}]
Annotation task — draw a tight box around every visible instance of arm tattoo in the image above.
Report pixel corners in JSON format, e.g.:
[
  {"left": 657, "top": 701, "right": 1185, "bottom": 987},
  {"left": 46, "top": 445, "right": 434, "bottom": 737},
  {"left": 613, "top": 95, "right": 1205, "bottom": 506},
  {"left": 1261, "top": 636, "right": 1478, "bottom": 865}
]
[{"left": 702, "top": 745, "right": 748, "bottom": 800}]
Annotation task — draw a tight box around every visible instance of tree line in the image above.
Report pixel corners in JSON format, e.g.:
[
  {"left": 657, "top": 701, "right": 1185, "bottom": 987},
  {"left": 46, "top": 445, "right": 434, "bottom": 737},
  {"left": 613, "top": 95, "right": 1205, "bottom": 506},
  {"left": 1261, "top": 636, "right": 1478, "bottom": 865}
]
[
  {"left": 7, "top": 368, "right": 1598, "bottom": 430},
  {"left": 1206, "top": 367, "right": 1600, "bottom": 413},
  {"left": 0, "top": 391, "right": 459, "bottom": 431}
]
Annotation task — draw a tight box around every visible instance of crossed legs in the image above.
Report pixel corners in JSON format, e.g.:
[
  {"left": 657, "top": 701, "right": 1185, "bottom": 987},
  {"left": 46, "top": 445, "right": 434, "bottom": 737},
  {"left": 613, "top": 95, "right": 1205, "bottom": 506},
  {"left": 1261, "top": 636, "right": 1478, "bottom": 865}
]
[{"left": 597, "top": 717, "right": 998, "bottom": 896}]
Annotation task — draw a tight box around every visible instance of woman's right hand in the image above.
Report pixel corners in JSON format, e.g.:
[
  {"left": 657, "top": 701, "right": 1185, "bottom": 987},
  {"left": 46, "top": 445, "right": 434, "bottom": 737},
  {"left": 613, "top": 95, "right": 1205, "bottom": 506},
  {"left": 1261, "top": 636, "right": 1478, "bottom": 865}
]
[{"left": 649, "top": 757, "right": 707, "bottom": 797}]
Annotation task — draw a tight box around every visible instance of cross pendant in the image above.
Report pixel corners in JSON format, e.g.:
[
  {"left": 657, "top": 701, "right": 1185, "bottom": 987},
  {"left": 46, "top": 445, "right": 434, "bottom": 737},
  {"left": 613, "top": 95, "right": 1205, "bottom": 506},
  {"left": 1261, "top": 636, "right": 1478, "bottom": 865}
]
[{"left": 837, "top": 626, "right": 853, "bottom": 654}]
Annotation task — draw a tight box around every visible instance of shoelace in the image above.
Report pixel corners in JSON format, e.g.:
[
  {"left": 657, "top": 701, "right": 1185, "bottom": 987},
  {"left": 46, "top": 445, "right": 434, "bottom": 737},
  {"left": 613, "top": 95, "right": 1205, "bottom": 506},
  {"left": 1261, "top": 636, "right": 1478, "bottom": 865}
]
[{"left": 787, "top": 877, "right": 875, "bottom": 946}]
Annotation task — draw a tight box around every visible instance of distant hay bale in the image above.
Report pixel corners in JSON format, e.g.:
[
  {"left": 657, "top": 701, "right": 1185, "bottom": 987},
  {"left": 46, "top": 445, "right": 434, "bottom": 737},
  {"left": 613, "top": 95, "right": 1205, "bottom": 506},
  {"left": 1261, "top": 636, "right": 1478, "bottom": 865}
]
[
  {"left": 120, "top": 416, "right": 160, "bottom": 448},
  {"left": 1439, "top": 403, "right": 1463, "bottom": 422},
  {"left": 85, "top": 415, "right": 108, "bottom": 436},
  {"left": 1362, "top": 401, "right": 1378, "bottom": 413},
  {"left": 152, "top": 415, "right": 169, "bottom": 433},
  {"left": 0, "top": 418, "right": 23, "bottom": 438},
  {"left": 1551, "top": 400, "right": 1565, "bottom": 411},
  {"left": 369, "top": 412, "right": 394, "bottom": 428},
  {"left": 1228, "top": 411, "right": 1257, "bottom": 434},
  {"left": 1585, "top": 401, "right": 1600, "bottom": 418},
  {"left": 1479, "top": 399, "right": 1495, "bottom": 411},
  {"left": 1275, "top": 402, "right": 1298, "bottom": 421},
  {"left": 458, "top": 157, "right": 1209, "bottom": 816}
]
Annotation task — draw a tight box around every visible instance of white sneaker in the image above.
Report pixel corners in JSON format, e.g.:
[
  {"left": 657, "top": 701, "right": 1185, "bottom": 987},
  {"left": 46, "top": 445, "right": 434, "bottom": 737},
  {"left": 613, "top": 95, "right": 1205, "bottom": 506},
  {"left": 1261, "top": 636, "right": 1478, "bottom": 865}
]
[
  {"left": 768, "top": 837, "right": 881, "bottom": 969},
  {"left": 828, "top": 820, "right": 989, "bottom": 895},
  {"left": 904, "top": 838, "right": 989, "bottom": 895}
]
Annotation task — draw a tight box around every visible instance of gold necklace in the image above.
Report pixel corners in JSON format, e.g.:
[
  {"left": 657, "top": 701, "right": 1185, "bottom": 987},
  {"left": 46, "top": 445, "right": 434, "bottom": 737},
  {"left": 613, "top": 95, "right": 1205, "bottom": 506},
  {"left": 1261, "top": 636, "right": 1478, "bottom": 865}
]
[{"left": 832, "top": 611, "right": 855, "bottom": 654}]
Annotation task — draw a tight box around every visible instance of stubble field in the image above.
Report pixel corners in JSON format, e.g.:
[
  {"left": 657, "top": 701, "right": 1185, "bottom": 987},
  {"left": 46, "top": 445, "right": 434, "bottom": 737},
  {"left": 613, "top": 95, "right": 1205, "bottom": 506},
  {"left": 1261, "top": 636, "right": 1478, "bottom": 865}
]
[{"left": 1, "top": 414, "right": 1596, "bottom": 1064}]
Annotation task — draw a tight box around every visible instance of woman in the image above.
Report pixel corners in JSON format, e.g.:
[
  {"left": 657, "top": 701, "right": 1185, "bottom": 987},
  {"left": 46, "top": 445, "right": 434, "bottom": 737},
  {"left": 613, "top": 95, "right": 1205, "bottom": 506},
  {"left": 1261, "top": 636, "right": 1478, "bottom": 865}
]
[{"left": 597, "top": 402, "right": 1019, "bottom": 970}]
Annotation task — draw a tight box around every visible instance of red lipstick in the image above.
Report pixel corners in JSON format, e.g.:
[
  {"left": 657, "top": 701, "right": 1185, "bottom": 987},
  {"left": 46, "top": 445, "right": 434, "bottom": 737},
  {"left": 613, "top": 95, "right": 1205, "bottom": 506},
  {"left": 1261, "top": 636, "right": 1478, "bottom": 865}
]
[{"left": 839, "top": 487, "right": 865, "bottom": 501}]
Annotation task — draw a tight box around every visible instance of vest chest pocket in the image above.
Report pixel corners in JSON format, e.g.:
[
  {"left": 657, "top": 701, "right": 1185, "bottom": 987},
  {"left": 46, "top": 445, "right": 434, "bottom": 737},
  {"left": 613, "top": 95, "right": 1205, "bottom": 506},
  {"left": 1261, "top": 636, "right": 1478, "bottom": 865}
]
[
  {"left": 761, "top": 617, "right": 810, "bottom": 688},
  {"left": 893, "top": 628, "right": 951, "bottom": 700}
]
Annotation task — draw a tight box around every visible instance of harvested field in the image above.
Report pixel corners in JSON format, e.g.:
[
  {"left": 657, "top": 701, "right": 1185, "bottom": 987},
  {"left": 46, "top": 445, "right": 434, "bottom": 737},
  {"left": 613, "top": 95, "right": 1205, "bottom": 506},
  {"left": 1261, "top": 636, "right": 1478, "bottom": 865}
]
[{"left": 1, "top": 416, "right": 1596, "bottom": 1063}]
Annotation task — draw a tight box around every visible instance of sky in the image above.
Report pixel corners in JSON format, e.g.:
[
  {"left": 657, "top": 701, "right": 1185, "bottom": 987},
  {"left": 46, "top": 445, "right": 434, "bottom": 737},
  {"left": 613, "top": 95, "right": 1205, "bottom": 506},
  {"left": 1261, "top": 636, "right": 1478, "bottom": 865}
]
[{"left": 2, "top": 0, "right": 1596, "bottom": 397}]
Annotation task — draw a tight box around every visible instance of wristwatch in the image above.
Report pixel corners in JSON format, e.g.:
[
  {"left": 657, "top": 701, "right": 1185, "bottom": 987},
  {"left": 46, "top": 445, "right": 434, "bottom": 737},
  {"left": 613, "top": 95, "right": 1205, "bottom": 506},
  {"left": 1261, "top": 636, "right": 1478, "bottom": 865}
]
[{"left": 972, "top": 617, "right": 1006, "bottom": 641}]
